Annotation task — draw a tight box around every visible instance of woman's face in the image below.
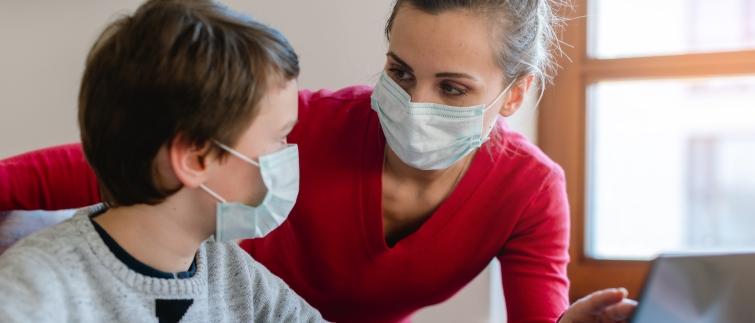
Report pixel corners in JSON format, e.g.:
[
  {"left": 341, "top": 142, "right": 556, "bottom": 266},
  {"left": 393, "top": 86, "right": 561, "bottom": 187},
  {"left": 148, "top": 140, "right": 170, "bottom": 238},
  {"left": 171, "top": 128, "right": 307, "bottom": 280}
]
[{"left": 385, "top": 5, "right": 527, "bottom": 129}]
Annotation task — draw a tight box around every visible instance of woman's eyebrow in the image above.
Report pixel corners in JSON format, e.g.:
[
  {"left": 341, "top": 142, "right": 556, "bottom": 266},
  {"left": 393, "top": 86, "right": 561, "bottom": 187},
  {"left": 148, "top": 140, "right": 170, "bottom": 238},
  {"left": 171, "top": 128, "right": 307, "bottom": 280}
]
[
  {"left": 387, "top": 52, "right": 479, "bottom": 81},
  {"left": 386, "top": 52, "right": 413, "bottom": 72},
  {"left": 435, "top": 72, "right": 478, "bottom": 81}
]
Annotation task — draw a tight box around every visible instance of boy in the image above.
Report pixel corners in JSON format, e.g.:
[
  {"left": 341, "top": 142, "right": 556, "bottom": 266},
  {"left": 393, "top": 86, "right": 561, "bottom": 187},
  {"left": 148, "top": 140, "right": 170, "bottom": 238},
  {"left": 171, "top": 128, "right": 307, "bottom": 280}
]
[{"left": 0, "top": 0, "right": 325, "bottom": 322}]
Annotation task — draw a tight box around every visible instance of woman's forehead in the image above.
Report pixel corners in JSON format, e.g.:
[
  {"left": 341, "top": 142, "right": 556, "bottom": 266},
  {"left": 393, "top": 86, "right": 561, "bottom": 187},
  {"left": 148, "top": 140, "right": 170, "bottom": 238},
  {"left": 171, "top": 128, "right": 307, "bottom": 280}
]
[{"left": 388, "top": 6, "right": 501, "bottom": 79}]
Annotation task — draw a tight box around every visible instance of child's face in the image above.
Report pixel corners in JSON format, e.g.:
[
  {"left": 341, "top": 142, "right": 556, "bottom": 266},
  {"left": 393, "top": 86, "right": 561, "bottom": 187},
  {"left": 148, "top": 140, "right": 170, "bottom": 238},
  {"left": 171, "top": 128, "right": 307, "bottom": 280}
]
[{"left": 204, "top": 79, "right": 299, "bottom": 207}]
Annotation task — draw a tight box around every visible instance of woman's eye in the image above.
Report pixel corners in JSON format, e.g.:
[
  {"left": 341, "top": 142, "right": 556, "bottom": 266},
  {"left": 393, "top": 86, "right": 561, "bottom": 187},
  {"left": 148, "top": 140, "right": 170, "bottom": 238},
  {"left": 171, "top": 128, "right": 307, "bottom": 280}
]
[
  {"left": 389, "top": 68, "right": 414, "bottom": 83},
  {"left": 440, "top": 83, "right": 467, "bottom": 96}
]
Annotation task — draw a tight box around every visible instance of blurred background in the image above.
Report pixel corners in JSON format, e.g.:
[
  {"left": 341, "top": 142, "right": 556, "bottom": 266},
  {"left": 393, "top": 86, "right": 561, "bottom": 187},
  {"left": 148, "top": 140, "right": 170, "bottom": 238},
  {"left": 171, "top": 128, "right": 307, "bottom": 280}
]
[
  {"left": 1, "top": 0, "right": 754, "bottom": 322},
  {"left": 537, "top": 0, "right": 755, "bottom": 303}
]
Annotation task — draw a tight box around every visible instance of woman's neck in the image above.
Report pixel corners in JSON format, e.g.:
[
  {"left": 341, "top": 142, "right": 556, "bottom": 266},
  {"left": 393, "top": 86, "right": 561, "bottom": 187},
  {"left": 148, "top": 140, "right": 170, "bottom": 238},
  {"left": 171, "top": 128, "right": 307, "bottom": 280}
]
[{"left": 382, "top": 146, "right": 475, "bottom": 186}]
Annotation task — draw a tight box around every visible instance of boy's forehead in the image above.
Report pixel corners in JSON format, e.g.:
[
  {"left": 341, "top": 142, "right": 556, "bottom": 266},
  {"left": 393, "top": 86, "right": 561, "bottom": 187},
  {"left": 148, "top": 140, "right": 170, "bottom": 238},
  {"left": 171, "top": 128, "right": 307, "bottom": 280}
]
[{"left": 251, "top": 79, "right": 299, "bottom": 121}]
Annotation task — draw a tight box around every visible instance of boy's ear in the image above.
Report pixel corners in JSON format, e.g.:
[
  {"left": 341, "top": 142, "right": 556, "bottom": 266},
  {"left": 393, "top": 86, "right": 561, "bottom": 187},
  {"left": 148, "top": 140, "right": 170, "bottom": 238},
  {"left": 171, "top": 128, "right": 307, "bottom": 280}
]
[{"left": 168, "top": 135, "right": 212, "bottom": 189}]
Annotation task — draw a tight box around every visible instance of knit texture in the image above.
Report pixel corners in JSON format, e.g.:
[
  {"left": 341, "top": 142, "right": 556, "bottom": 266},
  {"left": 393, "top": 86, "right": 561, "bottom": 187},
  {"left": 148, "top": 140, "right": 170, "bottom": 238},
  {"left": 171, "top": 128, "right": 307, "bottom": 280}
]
[{"left": 0, "top": 204, "right": 326, "bottom": 323}]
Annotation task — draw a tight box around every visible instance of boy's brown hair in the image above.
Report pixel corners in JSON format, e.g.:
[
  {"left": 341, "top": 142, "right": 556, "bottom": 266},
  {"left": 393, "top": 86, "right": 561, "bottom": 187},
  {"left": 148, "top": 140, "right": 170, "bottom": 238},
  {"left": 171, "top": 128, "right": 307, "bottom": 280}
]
[{"left": 78, "top": 0, "right": 299, "bottom": 206}]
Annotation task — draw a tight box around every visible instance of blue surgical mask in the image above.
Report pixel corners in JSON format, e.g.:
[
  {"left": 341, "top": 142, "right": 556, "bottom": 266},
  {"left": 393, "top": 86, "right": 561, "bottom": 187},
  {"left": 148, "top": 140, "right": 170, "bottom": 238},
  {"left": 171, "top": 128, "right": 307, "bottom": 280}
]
[
  {"left": 370, "top": 72, "right": 514, "bottom": 170},
  {"left": 200, "top": 142, "right": 299, "bottom": 242}
]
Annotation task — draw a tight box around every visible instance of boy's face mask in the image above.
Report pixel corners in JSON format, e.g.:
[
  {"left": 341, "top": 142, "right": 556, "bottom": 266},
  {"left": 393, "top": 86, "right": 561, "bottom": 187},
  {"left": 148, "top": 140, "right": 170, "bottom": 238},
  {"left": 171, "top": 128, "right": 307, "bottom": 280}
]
[{"left": 200, "top": 141, "right": 299, "bottom": 242}]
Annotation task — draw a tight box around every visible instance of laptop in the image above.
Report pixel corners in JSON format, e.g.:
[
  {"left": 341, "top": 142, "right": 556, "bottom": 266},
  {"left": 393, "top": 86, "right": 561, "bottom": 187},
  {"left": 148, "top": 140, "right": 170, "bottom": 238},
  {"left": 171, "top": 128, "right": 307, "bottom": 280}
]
[{"left": 630, "top": 252, "right": 755, "bottom": 323}]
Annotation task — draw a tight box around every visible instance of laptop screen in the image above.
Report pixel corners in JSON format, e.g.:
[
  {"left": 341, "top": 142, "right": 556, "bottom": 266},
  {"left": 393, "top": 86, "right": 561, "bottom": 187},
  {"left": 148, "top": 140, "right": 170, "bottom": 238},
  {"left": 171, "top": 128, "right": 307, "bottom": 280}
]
[{"left": 630, "top": 253, "right": 755, "bottom": 323}]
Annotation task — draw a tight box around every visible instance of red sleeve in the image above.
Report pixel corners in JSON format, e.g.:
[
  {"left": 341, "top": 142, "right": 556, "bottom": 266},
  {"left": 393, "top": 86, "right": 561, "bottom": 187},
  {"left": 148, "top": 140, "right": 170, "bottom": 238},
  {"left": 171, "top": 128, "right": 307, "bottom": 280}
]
[
  {"left": 498, "top": 170, "right": 571, "bottom": 323},
  {"left": 0, "top": 143, "right": 100, "bottom": 211}
]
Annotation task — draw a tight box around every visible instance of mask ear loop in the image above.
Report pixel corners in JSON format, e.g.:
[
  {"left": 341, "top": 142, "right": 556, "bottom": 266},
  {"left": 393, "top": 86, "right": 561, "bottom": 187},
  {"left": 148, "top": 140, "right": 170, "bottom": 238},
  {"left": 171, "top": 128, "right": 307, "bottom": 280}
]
[
  {"left": 200, "top": 184, "right": 227, "bottom": 203},
  {"left": 517, "top": 61, "right": 547, "bottom": 108},
  {"left": 481, "top": 79, "right": 517, "bottom": 140},
  {"left": 484, "top": 80, "right": 517, "bottom": 112},
  {"left": 198, "top": 139, "right": 263, "bottom": 203},
  {"left": 481, "top": 61, "right": 550, "bottom": 141},
  {"left": 213, "top": 140, "right": 260, "bottom": 167}
]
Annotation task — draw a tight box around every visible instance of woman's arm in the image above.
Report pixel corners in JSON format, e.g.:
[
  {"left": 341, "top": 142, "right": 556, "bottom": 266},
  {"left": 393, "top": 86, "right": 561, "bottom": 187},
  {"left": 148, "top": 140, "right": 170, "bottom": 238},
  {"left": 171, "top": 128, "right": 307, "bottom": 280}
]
[
  {"left": 0, "top": 143, "right": 100, "bottom": 211},
  {"left": 496, "top": 169, "right": 637, "bottom": 322},
  {"left": 497, "top": 169, "right": 571, "bottom": 323}
]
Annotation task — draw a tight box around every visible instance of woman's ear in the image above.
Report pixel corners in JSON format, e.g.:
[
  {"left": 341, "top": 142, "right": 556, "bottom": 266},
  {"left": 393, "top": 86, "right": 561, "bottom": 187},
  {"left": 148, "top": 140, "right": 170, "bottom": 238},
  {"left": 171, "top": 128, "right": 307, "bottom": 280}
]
[
  {"left": 499, "top": 75, "right": 535, "bottom": 117},
  {"left": 168, "top": 135, "right": 213, "bottom": 189}
]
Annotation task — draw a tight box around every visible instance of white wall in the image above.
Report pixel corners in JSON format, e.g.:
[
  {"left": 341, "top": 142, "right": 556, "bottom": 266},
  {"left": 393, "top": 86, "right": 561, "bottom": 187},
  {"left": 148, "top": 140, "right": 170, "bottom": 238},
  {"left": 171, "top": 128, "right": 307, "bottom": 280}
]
[
  {"left": 0, "top": 1, "right": 141, "bottom": 158},
  {"left": 0, "top": 1, "right": 544, "bottom": 322},
  {"left": 0, "top": 0, "right": 392, "bottom": 159},
  {"left": 0, "top": 0, "right": 537, "bottom": 159}
]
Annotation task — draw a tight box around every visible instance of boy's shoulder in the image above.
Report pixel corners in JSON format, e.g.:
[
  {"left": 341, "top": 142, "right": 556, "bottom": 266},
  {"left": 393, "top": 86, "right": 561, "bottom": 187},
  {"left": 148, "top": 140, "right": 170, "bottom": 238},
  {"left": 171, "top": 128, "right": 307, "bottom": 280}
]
[
  {"left": 202, "top": 240, "right": 325, "bottom": 322},
  {"left": 202, "top": 240, "right": 282, "bottom": 291},
  {"left": 203, "top": 240, "right": 260, "bottom": 275},
  {"left": 0, "top": 208, "right": 87, "bottom": 265},
  {"left": 0, "top": 208, "right": 94, "bottom": 321}
]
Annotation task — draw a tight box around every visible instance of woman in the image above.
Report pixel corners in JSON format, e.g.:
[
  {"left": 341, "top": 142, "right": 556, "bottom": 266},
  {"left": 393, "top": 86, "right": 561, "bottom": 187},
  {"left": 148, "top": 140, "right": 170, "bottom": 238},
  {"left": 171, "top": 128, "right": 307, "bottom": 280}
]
[{"left": 0, "top": 0, "right": 635, "bottom": 322}]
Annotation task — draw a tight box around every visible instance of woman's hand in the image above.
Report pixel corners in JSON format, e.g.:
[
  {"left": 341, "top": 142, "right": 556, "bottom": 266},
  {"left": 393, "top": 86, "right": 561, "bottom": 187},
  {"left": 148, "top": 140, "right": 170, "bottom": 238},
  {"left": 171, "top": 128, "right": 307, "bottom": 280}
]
[{"left": 558, "top": 288, "right": 638, "bottom": 323}]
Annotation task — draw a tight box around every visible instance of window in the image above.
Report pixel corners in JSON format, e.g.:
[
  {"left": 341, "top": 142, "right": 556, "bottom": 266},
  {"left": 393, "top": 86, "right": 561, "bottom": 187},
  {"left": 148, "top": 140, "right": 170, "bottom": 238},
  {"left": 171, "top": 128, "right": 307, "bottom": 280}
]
[
  {"left": 588, "top": 76, "right": 755, "bottom": 260},
  {"left": 591, "top": 0, "right": 755, "bottom": 58},
  {"left": 538, "top": 0, "right": 755, "bottom": 300}
]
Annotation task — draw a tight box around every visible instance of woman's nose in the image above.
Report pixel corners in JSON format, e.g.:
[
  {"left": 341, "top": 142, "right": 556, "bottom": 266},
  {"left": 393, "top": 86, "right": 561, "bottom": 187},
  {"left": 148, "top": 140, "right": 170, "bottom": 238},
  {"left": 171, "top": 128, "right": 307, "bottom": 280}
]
[{"left": 406, "top": 83, "right": 435, "bottom": 103}]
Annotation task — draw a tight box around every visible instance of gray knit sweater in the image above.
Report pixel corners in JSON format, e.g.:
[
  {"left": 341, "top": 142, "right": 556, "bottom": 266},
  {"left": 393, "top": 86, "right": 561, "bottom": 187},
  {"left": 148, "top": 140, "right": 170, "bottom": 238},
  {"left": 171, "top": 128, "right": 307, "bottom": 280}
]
[{"left": 0, "top": 205, "right": 326, "bottom": 322}]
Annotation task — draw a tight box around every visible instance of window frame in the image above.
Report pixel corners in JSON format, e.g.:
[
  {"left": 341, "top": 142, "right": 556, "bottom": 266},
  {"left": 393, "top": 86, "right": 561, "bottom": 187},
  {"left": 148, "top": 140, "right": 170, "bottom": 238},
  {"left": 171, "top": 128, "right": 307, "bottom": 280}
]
[{"left": 538, "top": 0, "right": 755, "bottom": 300}]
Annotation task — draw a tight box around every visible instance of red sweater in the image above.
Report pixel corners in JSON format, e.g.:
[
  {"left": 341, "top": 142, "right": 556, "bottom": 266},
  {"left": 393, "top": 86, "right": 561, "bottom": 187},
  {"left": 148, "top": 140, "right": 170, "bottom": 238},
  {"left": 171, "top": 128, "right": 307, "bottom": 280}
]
[{"left": 0, "top": 86, "right": 570, "bottom": 323}]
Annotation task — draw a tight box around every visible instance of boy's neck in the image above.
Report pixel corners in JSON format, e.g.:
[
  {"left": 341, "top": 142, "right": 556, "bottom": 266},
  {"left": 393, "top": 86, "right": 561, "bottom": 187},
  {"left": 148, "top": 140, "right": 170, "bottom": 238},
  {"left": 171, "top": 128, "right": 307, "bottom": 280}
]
[{"left": 93, "top": 191, "right": 213, "bottom": 273}]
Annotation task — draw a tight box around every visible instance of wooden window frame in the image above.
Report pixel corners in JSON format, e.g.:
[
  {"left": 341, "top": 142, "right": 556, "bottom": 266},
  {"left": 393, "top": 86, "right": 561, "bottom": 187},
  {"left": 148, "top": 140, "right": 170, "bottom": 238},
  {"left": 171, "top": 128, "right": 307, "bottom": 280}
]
[{"left": 538, "top": 0, "right": 755, "bottom": 301}]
